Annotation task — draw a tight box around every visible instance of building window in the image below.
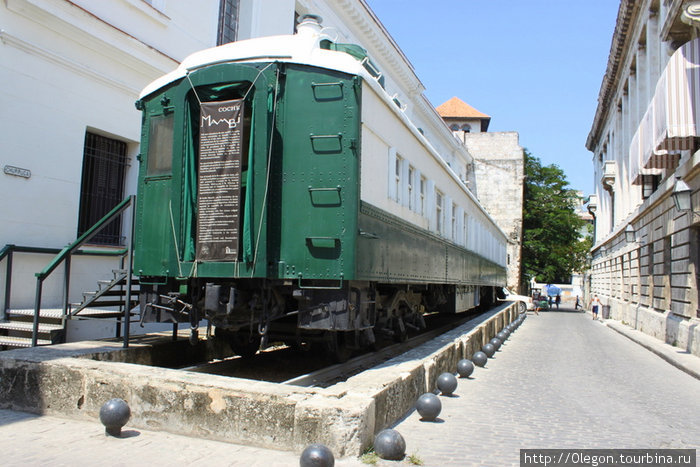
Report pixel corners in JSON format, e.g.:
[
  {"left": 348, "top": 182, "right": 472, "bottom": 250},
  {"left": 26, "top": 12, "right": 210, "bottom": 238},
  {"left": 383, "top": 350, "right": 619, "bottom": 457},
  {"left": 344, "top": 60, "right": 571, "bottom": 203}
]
[
  {"left": 78, "top": 132, "right": 128, "bottom": 245},
  {"left": 217, "top": 0, "right": 239, "bottom": 45},
  {"left": 642, "top": 174, "right": 660, "bottom": 199},
  {"left": 463, "top": 212, "right": 468, "bottom": 246},
  {"left": 610, "top": 192, "right": 615, "bottom": 233},
  {"left": 693, "top": 227, "right": 700, "bottom": 318},
  {"left": 408, "top": 165, "right": 415, "bottom": 210},
  {"left": 419, "top": 176, "right": 426, "bottom": 215},
  {"left": 436, "top": 190, "right": 444, "bottom": 234},
  {"left": 461, "top": 124, "right": 471, "bottom": 133},
  {"left": 394, "top": 155, "right": 402, "bottom": 203}
]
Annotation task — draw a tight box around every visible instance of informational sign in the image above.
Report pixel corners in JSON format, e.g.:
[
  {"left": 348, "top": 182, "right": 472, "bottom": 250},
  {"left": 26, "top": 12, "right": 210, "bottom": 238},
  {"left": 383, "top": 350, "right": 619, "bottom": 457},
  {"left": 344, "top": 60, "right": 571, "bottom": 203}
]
[{"left": 197, "top": 99, "right": 244, "bottom": 261}]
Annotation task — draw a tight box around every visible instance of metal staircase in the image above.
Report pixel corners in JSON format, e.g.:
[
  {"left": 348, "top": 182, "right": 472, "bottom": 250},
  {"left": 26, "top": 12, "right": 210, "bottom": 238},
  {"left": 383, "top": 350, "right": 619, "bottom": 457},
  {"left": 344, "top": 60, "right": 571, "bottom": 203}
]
[
  {"left": 0, "top": 196, "right": 138, "bottom": 350},
  {"left": 70, "top": 269, "right": 139, "bottom": 317}
]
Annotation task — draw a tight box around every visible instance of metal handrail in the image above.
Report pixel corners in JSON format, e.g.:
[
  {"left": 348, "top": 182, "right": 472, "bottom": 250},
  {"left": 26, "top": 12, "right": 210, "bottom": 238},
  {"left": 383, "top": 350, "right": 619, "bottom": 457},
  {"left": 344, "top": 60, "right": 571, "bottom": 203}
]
[
  {"left": 31, "top": 195, "right": 136, "bottom": 346},
  {"left": 1, "top": 245, "right": 127, "bottom": 321}
]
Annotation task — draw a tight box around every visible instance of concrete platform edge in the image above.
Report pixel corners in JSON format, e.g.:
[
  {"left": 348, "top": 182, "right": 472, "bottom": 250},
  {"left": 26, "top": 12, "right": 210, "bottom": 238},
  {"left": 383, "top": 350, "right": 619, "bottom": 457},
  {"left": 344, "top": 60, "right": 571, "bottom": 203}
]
[{"left": 0, "top": 303, "right": 519, "bottom": 457}]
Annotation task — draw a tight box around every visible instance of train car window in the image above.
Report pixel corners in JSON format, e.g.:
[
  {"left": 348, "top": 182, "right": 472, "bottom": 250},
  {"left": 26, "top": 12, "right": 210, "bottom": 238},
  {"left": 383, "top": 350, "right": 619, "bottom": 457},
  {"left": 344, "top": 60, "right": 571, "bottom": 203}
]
[
  {"left": 147, "top": 114, "right": 174, "bottom": 175},
  {"left": 436, "top": 190, "right": 444, "bottom": 234},
  {"left": 419, "top": 176, "right": 426, "bottom": 215},
  {"left": 408, "top": 165, "right": 415, "bottom": 210}
]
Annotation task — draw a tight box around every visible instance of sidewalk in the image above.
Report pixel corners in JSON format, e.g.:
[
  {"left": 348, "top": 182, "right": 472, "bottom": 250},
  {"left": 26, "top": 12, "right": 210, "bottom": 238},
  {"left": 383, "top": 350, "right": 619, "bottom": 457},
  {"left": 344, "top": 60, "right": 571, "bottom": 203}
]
[
  {"left": 603, "top": 319, "right": 700, "bottom": 380},
  {"left": 0, "top": 308, "right": 698, "bottom": 466}
]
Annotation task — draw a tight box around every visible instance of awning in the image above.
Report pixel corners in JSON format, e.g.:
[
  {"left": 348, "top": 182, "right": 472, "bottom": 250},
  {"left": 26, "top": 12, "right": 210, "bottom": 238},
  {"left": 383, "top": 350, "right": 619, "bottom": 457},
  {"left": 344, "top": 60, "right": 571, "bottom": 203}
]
[
  {"left": 630, "top": 100, "right": 663, "bottom": 184},
  {"left": 630, "top": 38, "right": 698, "bottom": 183}
]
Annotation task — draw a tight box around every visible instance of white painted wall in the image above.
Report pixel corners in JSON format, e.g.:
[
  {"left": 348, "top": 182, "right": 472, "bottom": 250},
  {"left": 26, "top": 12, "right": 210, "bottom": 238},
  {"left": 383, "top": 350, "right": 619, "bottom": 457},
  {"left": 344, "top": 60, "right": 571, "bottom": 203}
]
[
  {"left": 362, "top": 84, "right": 506, "bottom": 265},
  {"left": 0, "top": 0, "right": 217, "bottom": 308},
  {"left": 238, "top": 0, "right": 295, "bottom": 39}
]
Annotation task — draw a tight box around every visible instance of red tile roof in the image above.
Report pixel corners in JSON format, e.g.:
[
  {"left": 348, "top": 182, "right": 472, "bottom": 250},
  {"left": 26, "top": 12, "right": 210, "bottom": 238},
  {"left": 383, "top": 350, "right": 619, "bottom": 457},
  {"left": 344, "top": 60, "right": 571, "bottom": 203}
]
[{"left": 436, "top": 97, "right": 490, "bottom": 119}]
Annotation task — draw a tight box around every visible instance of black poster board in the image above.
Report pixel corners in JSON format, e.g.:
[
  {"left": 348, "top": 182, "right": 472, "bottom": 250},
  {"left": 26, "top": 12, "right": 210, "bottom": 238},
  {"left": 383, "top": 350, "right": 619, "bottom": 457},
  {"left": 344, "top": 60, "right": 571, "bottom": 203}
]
[{"left": 197, "top": 99, "right": 244, "bottom": 261}]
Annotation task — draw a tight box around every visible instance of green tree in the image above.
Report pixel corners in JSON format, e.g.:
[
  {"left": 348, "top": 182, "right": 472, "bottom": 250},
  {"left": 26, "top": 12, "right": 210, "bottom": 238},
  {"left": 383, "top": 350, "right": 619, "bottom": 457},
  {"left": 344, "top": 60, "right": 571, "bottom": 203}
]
[{"left": 521, "top": 150, "right": 589, "bottom": 285}]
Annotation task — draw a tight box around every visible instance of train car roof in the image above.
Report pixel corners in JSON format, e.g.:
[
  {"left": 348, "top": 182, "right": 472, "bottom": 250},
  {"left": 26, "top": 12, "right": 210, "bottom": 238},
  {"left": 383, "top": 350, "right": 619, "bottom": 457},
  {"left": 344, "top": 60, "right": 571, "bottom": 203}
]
[{"left": 139, "top": 30, "right": 365, "bottom": 100}]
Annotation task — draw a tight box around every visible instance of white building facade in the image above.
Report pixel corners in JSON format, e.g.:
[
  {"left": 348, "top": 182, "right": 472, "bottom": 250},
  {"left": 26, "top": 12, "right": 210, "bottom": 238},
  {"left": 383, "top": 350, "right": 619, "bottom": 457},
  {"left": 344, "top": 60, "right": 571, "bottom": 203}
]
[
  {"left": 1, "top": 1, "right": 491, "bottom": 338},
  {"left": 436, "top": 97, "right": 524, "bottom": 292},
  {"left": 586, "top": 0, "right": 700, "bottom": 356}
]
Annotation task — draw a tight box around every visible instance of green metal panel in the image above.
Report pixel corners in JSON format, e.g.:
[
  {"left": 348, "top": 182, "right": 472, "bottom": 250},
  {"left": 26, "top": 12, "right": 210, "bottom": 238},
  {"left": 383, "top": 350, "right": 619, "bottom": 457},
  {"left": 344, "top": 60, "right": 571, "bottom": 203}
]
[
  {"left": 133, "top": 99, "right": 177, "bottom": 277},
  {"left": 357, "top": 202, "right": 506, "bottom": 286},
  {"left": 134, "top": 63, "right": 278, "bottom": 279},
  {"left": 271, "top": 65, "right": 360, "bottom": 282}
]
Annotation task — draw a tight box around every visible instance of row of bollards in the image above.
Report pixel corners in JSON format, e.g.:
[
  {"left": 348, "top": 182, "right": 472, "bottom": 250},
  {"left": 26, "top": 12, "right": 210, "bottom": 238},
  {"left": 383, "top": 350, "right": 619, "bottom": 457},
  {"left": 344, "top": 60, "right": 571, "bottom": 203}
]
[
  {"left": 97, "top": 313, "right": 527, "bottom": 467},
  {"left": 414, "top": 312, "right": 526, "bottom": 427}
]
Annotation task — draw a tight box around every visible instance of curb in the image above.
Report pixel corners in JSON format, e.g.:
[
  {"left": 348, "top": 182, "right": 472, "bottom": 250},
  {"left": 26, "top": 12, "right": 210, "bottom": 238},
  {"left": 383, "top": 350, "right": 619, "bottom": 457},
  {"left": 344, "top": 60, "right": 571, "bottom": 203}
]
[{"left": 604, "top": 320, "right": 700, "bottom": 381}]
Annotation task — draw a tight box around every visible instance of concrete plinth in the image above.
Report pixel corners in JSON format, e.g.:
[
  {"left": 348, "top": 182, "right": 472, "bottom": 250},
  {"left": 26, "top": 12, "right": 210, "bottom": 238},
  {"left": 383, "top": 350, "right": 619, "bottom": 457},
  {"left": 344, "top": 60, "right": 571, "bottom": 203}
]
[{"left": 0, "top": 303, "right": 517, "bottom": 456}]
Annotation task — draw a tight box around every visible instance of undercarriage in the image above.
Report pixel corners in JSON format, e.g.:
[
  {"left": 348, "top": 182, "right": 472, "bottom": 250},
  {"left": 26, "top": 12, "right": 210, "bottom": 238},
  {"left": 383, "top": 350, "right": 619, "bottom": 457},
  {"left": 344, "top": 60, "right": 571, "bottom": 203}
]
[{"left": 139, "top": 279, "right": 484, "bottom": 361}]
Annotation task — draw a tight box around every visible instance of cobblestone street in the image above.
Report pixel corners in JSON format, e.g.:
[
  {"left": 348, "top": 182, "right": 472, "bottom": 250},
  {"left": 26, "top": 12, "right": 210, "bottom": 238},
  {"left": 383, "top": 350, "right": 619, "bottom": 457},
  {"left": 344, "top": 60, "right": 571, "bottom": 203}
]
[
  {"left": 393, "top": 308, "right": 700, "bottom": 466},
  {"left": 0, "top": 308, "right": 697, "bottom": 466}
]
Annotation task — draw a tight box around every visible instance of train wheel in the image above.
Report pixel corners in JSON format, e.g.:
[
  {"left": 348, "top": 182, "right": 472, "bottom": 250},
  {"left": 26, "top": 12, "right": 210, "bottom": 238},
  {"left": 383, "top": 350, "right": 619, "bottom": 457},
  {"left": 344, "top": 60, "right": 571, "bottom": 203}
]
[
  {"left": 393, "top": 317, "right": 407, "bottom": 343},
  {"left": 327, "top": 331, "right": 353, "bottom": 363},
  {"left": 231, "top": 332, "right": 261, "bottom": 358}
]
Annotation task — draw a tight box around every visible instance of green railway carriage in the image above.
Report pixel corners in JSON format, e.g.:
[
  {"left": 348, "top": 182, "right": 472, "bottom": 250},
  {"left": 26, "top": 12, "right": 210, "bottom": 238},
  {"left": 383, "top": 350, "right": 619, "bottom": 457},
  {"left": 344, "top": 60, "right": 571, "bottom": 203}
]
[{"left": 134, "top": 16, "right": 506, "bottom": 358}]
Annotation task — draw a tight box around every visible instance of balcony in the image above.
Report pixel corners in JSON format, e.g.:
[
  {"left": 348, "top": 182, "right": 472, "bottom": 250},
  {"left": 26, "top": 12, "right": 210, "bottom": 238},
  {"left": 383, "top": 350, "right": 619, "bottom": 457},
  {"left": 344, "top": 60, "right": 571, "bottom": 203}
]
[{"left": 602, "top": 160, "right": 617, "bottom": 193}]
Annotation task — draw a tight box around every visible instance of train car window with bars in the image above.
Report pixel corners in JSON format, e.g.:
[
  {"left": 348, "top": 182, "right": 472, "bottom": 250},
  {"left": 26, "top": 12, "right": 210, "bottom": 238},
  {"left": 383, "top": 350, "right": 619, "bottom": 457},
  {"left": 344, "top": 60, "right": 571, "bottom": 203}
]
[{"left": 77, "top": 132, "right": 128, "bottom": 245}]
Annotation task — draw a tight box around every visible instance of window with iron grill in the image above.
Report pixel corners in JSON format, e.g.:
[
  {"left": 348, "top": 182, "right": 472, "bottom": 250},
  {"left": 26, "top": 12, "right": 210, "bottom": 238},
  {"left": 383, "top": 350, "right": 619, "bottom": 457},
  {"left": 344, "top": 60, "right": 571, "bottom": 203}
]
[
  {"left": 217, "top": 0, "right": 239, "bottom": 45},
  {"left": 642, "top": 174, "right": 660, "bottom": 199},
  {"left": 77, "top": 132, "right": 127, "bottom": 245}
]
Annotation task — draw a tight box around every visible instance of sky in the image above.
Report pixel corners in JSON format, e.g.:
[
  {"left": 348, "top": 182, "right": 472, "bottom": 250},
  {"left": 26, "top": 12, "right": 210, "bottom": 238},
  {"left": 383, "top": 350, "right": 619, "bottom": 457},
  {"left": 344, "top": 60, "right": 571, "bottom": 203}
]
[{"left": 364, "top": 0, "right": 621, "bottom": 196}]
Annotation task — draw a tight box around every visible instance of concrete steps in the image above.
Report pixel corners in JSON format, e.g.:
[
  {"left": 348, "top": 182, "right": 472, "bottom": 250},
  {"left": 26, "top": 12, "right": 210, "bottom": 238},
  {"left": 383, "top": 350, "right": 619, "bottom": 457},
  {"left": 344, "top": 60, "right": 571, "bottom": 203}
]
[
  {"left": 1, "top": 269, "right": 139, "bottom": 350},
  {"left": 0, "top": 310, "right": 62, "bottom": 348}
]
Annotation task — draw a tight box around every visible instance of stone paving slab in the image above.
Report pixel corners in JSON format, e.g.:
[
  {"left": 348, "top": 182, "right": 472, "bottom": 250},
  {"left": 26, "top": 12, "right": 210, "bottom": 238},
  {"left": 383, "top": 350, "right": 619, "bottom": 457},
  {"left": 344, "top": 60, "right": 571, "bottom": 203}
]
[{"left": 0, "top": 409, "right": 358, "bottom": 467}]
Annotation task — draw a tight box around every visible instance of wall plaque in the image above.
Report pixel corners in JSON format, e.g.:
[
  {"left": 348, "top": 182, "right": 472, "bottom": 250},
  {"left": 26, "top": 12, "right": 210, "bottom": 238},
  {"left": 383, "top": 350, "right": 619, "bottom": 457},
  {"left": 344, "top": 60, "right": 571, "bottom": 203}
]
[
  {"left": 4, "top": 165, "right": 31, "bottom": 179},
  {"left": 196, "top": 99, "right": 244, "bottom": 261}
]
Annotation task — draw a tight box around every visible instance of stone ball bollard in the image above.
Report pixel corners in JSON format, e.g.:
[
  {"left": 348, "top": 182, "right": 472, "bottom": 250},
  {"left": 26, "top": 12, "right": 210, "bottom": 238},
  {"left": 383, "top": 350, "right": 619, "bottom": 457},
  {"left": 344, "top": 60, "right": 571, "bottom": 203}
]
[
  {"left": 300, "top": 443, "right": 335, "bottom": 467},
  {"left": 482, "top": 343, "right": 496, "bottom": 358},
  {"left": 456, "top": 359, "right": 474, "bottom": 378},
  {"left": 497, "top": 330, "right": 508, "bottom": 341},
  {"left": 437, "top": 372, "right": 458, "bottom": 396},
  {"left": 374, "top": 429, "right": 406, "bottom": 460},
  {"left": 472, "top": 351, "right": 488, "bottom": 367},
  {"left": 416, "top": 392, "right": 442, "bottom": 421},
  {"left": 489, "top": 337, "right": 502, "bottom": 350},
  {"left": 99, "top": 398, "right": 131, "bottom": 437}
]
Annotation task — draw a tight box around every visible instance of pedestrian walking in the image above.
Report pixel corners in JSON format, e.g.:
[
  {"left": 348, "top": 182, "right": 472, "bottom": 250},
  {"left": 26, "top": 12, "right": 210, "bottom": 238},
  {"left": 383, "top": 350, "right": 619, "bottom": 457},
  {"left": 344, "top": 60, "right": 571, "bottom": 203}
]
[
  {"left": 574, "top": 295, "right": 581, "bottom": 310},
  {"left": 589, "top": 294, "right": 601, "bottom": 320},
  {"left": 555, "top": 294, "right": 561, "bottom": 310}
]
